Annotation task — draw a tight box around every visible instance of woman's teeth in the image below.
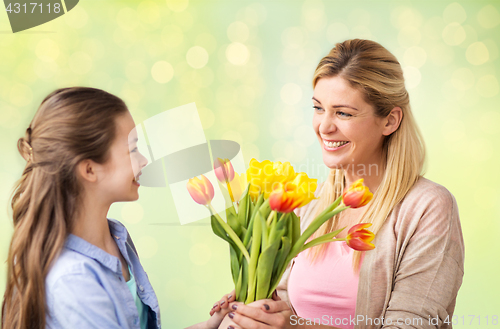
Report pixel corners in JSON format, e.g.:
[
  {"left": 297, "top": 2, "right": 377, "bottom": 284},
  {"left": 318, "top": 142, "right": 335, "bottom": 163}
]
[{"left": 324, "top": 140, "right": 349, "bottom": 148}]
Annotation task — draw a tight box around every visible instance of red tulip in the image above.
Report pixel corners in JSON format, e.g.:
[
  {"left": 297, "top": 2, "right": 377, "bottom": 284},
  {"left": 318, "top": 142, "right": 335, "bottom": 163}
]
[
  {"left": 345, "top": 223, "right": 375, "bottom": 251},
  {"left": 214, "top": 158, "right": 235, "bottom": 183},
  {"left": 342, "top": 179, "right": 373, "bottom": 208},
  {"left": 187, "top": 175, "right": 215, "bottom": 205}
]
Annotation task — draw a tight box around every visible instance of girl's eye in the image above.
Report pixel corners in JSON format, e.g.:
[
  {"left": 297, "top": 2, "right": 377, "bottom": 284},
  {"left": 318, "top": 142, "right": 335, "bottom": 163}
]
[
  {"left": 337, "top": 111, "right": 352, "bottom": 118},
  {"left": 313, "top": 106, "right": 324, "bottom": 112},
  {"left": 130, "top": 147, "right": 138, "bottom": 153}
]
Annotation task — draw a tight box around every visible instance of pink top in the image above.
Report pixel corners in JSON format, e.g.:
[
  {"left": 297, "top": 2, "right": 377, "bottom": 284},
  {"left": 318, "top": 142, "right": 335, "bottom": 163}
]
[{"left": 288, "top": 241, "right": 364, "bottom": 329}]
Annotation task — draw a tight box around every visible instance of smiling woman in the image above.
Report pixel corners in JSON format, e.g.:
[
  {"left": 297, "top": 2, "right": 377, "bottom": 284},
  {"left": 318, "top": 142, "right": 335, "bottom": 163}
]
[{"left": 223, "top": 39, "right": 464, "bottom": 329}]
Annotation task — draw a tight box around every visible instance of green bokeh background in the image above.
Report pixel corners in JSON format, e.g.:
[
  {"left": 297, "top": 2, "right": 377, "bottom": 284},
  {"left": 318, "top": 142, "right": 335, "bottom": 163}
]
[{"left": 1, "top": 0, "right": 499, "bottom": 327}]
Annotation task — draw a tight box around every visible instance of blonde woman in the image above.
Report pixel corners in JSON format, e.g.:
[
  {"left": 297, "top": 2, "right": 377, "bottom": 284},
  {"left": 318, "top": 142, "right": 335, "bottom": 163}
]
[{"left": 216, "top": 39, "right": 465, "bottom": 329}]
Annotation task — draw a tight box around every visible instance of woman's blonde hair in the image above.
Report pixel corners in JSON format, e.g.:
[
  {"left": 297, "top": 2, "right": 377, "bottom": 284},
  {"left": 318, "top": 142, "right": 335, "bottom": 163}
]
[
  {"left": 307, "top": 39, "right": 426, "bottom": 273},
  {"left": 1, "top": 87, "right": 128, "bottom": 329}
]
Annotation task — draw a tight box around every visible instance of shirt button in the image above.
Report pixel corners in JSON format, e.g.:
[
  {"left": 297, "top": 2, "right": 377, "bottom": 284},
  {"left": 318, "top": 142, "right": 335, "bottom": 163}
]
[{"left": 139, "top": 285, "right": 144, "bottom": 291}]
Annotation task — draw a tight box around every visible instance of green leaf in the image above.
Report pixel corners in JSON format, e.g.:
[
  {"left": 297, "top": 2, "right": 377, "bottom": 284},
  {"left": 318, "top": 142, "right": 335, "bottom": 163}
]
[
  {"left": 256, "top": 237, "right": 281, "bottom": 300},
  {"left": 301, "top": 227, "right": 346, "bottom": 251},
  {"left": 246, "top": 210, "right": 262, "bottom": 304},
  {"left": 230, "top": 245, "right": 240, "bottom": 286}
]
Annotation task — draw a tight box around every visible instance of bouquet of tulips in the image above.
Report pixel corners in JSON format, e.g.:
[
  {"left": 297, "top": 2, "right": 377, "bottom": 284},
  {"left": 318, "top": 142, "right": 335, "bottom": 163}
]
[{"left": 187, "top": 158, "right": 375, "bottom": 304}]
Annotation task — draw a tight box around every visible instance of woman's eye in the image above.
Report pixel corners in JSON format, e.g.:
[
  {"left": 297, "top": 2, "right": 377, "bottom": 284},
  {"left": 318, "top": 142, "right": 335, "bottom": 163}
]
[
  {"left": 337, "top": 111, "right": 352, "bottom": 117},
  {"left": 313, "top": 106, "right": 324, "bottom": 112},
  {"left": 130, "top": 147, "right": 138, "bottom": 153}
]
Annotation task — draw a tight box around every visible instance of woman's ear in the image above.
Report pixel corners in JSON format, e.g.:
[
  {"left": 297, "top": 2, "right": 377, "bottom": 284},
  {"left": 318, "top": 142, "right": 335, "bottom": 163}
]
[
  {"left": 76, "top": 159, "right": 98, "bottom": 183},
  {"left": 382, "top": 107, "right": 403, "bottom": 136}
]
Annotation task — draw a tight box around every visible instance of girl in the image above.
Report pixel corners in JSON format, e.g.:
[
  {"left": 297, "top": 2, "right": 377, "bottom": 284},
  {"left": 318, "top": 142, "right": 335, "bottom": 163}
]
[
  {"left": 1, "top": 87, "right": 230, "bottom": 329},
  {"left": 215, "top": 39, "right": 465, "bottom": 329}
]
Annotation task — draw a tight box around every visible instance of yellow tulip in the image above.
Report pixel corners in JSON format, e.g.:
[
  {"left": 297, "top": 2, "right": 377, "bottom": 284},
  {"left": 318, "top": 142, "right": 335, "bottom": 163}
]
[
  {"left": 269, "top": 173, "right": 318, "bottom": 213},
  {"left": 245, "top": 158, "right": 297, "bottom": 201}
]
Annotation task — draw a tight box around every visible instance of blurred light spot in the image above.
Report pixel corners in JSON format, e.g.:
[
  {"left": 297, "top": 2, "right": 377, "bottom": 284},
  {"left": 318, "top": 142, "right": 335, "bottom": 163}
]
[
  {"left": 165, "top": 278, "right": 186, "bottom": 301},
  {"left": 283, "top": 47, "right": 304, "bottom": 66},
  {"left": 113, "top": 28, "right": 137, "bottom": 49},
  {"left": 81, "top": 38, "right": 105, "bottom": 60},
  {"left": 348, "top": 8, "right": 371, "bottom": 27},
  {"left": 423, "top": 16, "right": 445, "bottom": 41},
  {"left": 443, "top": 2, "right": 467, "bottom": 24},
  {"left": 234, "top": 85, "right": 256, "bottom": 105},
  {"left": 477, "top": 5, "right": 500, "bottom": 29},
  {"left": 161, "top": 25, "right": 184, "bottom": 48},
  {"left": 116, "top": 7, "right": 139, "bottom": 31},
  {"left": 479, "top": 111, "right": 500, "bottom": 135},
  {"left": 391, "top": 7, "right": 423, "bottom": 29},
  {"left": 135, "top": 236, "right": 158, "bottom": 258},
  {"left": 64, "top": 5, "right": 88, "bottom": 28},
  {"left": 476, "top": 75, "right": 499, "bottom": 98},
  {"left": 238, "top": 122, "right": 259, "bottom": 142},
  {"left": 460, "top": 25, "right": 478, "bottom": 48},
  {"left": 294, "top": 125, "right": 316, "bottom": 147},
  {"left": 282, "top": 27, "right": 306, "bottom": 48},
  {"left": 189, "top": 243, "right": 211, "bottom": 266},
  {"left": 281, "top": 83, "right": 302, "bottom": 105},
  {"left": 226, "top": 42, "right": 249, "bottom": 66},
  {"left": 326, "top": 22, "right": 349, "bottom": 44},
  {"left": 242, "top": 143, "right": 260, "bottom": 162},
  {"left": 466, "top": 42, "right": 489, "bottom": 65},
  {"left": 166, "top": 0, "right": 188, "bottom": 12},
  {"left": 238, "top": 3, "right": 267, "bottom": 26},
  {"left": 138, "top": 1, "right": 160, "bottom": 25},
  {"left": 187, "top": 46, "right": 209, "bottom": 69},
  {"left": 272, "top": 140, "right": 295, "bottom": 160},
  {"left": 151, "top": 61, "right": 174, "bottom": 84},
  {"left": 35, "top": 39, "right": 59, "bottom": 62},
  {"left": 9, "top": 83, "right": 32, "bottom": 107},
  {"left": 227, "top": 21, "right": 249, "bottom": 43},
  {"left": 34, "top": 59, "right": 57, "bottom": 80},
  {"left": 398, "top": 26, "right": 421, "bottom": 47},
  {"left": 468, "top": 138, "right": 493, "bottom": 163},
  {"left": 68, "top": 52, "right": 92, "bottom": 75},
  {"left": 126, "top": 61, "right": 148, "bottom": 83},
  {"left": 184, "top": 285, "right": 206, "bottom": 310},
  {"left": 222, "top": 130, "right": 243, "bottom": 145},
  {"left": 441, "top": 118, "right": 465, "bottom": 142},
  {"left": 451, "top": 68, "right": 474, "bottom": 91},
  {"left": 303, "top": 6, "right": 326, "bottom": 32},
  {"left": 482, "top": 39, "right": 498, "bottom": 61},
  {"left": 402, "top": 66, "right": 421, "bottom": 89},
  {"left": 442, "top": 23, "right": 466, "bottom": 46},
  {"left": 190, "top": 265, "right": 213, "bottom": 284},
  {"left": 350, "top": 25, "right": 372, "bottom": 40},
  {"left": 198, "top": 107, "right": 215, "bottom": 129},
  {"left": 121, "top": 202, "right": 144, "bottom": 224},
  {"left": 428, "top": 44, "right": 454, "bottom": 66},
  {"left": 403, "top": 46, "right": 427, "bottom": 68},
  {"left": 194, "top": 33, "right": 217, "bottom": 54}
]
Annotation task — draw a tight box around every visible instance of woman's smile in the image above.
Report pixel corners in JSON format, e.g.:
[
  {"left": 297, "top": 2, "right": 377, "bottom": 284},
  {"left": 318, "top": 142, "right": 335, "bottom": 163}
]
[{"left": 322, "top": 139, "right": 351, "bottom": 151}]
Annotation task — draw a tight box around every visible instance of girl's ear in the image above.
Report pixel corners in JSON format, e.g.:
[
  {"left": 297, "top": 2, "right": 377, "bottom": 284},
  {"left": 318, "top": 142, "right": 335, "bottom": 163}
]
[{"left": 76, "top": 159, "right": 98, "bottom": 183}]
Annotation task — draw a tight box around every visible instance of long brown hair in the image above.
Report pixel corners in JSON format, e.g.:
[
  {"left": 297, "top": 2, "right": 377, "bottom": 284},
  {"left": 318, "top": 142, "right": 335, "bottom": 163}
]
[
  {"left": 307, "top": 39, "right": 426, "bottom": 272},
  {"left": 1, "top": 87, "right": 128, "bottom": 329}
]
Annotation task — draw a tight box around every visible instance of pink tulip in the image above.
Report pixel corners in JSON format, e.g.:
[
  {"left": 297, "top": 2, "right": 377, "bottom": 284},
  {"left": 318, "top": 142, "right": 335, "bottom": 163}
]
[{"left": 187, "top": 175, "right": 215, "bottom": 205}]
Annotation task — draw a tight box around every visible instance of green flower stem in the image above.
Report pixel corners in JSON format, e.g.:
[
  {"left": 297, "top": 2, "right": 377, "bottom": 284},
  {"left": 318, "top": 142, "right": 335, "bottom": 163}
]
[{"left": 207, "top": 203, "right": 250, "bottom": 263}]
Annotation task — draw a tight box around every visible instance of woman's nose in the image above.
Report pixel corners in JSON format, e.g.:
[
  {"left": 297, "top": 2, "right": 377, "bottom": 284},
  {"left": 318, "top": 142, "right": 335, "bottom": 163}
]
[
  {"left": 139, "top": 152, "right": 148, "bottom": 168},
  {"left": 318, "top": 115, "right": 337, "bottom": 134}
]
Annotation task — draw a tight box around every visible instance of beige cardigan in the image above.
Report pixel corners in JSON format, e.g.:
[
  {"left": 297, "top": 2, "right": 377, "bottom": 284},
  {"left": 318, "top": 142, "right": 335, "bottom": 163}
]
[{"left": 277, "top": 176, "right": 465, "bottom": 329}]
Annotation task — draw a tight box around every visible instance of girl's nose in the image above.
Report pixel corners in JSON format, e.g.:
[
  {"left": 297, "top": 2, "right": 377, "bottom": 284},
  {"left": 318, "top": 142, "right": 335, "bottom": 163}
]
[{"left": 318, "top": 114, "right": 337, "bottom": 135}]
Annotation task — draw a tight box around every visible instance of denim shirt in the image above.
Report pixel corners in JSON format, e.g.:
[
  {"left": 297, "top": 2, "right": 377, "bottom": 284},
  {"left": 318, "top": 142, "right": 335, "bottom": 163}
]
[{"left": 45, "top": 218, "right": 161, "bottom": 328}]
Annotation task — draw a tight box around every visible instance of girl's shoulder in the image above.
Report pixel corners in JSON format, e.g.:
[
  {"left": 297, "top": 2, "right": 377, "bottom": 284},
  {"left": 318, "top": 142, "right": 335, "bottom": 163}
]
[{"left": 400, "top": 176, "right": 458, "bottom": 211}]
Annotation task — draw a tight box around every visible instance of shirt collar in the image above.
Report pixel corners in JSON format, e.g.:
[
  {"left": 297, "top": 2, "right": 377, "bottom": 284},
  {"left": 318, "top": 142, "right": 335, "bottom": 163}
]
[{"left": 64, "top": 218, "right": 127, "bottom": 275}]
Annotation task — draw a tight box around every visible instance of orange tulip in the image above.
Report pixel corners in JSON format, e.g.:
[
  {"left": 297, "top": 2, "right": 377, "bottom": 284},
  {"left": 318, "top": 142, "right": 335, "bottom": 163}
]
[
  {"left": 345, "top": 223, "right": 375, "bottom": 251},
  {"left": 269, "top": 174, "right": 317, "bottom": 213},
  {"left": 342, "top": 179, "right": 373, "bottom": 208},
  {"left": 187, "top": 175, "right": 215, "bottom": 205},
  {"left": 214, "top": 158, "right": 235, "bottom": 183}
]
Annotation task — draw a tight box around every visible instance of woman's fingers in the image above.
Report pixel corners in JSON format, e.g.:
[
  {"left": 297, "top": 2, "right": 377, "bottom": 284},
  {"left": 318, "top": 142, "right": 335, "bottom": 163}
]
[
  {"left": 209, "top": 290, "right": 236, "bottom": 316},
  {"left": 260, "top": 301, "right": 289, "bottom": 313},
  {"left": 272, "top": 290, "right": 282, "bottom": 301},
  {"left": 229, "top": 310, "right": 270, "bottom": 329},
  {"left": 231, "top": 302, "right": 274, "bottom": 325}
]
